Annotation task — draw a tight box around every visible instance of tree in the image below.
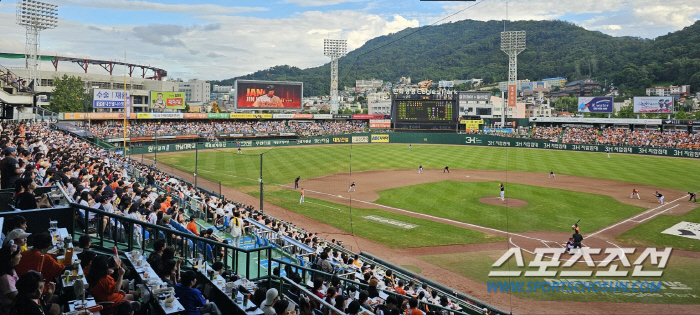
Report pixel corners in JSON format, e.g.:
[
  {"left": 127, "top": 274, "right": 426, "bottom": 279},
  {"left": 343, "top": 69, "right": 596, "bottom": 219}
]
[
  {"left": 675, "top": 109, "right": 687, "bottom": 119},
  {"left": 614, "top": 103, "right": 635, "bottom": 118},
  {"left": 49, "top": 74, "right": 86, "bottom": 112},
  {"left": 362, "top": 108, "right": 368, "bottom": 114},
  {"left": 183, "top": 102, "right": 191, "bottom": 113}
]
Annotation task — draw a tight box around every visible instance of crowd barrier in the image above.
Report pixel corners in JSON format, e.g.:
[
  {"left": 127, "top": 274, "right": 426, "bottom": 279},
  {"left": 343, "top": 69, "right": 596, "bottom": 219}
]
[{"left": 126, "top": 132, "right": 700, "bottom": 159}]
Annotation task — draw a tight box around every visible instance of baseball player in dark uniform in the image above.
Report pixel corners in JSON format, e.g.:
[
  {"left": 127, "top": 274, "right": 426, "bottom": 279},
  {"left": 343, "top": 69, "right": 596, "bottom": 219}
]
[
  {"left": 419, "top": 164, "right": 423, "bottom": 174},
  {"left": 572, "top": 231, "right": 584, "bottom": 252},
  {"left": 444, "top": 165, "right": 450, "bottom": 173},
  {"left": 348, "top": 182, "right": 356, "bottom": 192},
  {"left": 689, "top": 192, "right": 697, "bottom": 202},
  {"left": 499, "top": 183, "right": 505, "bottom": 201},
  {"left": 654, "top": 191, "right": 664, "bottom": 205},
  {"left": 549, "top": 170, "right": 555, "bottom": 179},
  {"left": 294, "top": 176, "right": 300, "bottom": 189}
]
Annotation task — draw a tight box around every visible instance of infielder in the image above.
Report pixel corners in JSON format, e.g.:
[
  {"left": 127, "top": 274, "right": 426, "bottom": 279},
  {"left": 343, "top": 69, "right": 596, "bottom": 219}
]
[
  {"left": 444, "top": 165, "right": 450, "bottom": 173},
  {"left": 348, "top": 182, "right": 356, "bottom": 192},
  {"left": 630, "top": 189, "right": 640, "bottom": 199},
  {"left": 499, "top": 183, "right": 505, "bottom": 201},
  {"left": 419, "top": 164, "right": 423, "bottom": 174},
  {"left": 294, "top": 176, "right": 300, "bottom": 189},
  {"left": 654, "top": 191, "right": 664, "bottom": 205},
  {"left": 299, "top": 188, "right": 305, "bottom": 203},
  {"left": 238, "top": 147, "right": 242, "bottom": 154},
  {"left": 549, "top": 170, "right": 555, "bottom": 179},
  {"left": 689, "top": 192, "right": 697, "bottom": 202}
]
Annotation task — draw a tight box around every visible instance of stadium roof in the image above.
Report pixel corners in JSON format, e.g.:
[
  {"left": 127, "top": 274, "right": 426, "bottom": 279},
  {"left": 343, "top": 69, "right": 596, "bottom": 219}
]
[{"left": 0, "top": 53, "right": 167, "bottom": 81}]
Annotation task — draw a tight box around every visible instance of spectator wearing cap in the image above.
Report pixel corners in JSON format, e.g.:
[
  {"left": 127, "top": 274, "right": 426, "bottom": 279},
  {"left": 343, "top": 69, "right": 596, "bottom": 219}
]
[
  {"left": 262, "top": 288, "right": 278, "bottom": 315},
  {"left": 175, "top": 270, "right": 221, "bottom": 315},
  {"left": 0, "top": 146, "right": 21, "bottom": 189},
  {"left": 3, "top": 229, "right": 30, "bottom": 250},
  {"left": 15, "top": 232, "right": 69, "bottom": 286}
]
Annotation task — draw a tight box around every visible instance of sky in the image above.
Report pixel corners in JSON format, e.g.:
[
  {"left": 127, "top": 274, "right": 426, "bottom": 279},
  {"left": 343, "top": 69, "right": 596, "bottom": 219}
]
[{"left": 0, "top": 0, "right": 699, "bottom": 81}]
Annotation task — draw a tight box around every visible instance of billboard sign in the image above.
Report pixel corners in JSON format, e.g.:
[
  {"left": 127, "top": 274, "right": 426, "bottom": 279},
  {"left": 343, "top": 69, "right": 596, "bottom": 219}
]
[
  {"left": 369, "top": 119, "right": 391, "bottom": 128},
  {"left": 371, "top": 134, "right": 389, "bottom": 143},
  {"left": 150, "top": 91, "right": 185, "bottom": 110},
  {"left": 634, "top": 97, "right": 673, "bottom": 113},
  {"left": 577, "top": 97, "right": 613, "bottom": 113},
  {"left": 235, "top": 80, "right": 303, "bottom": 109},
  {"left": 458, "top": 92, "right": 490, "bottom": 102},
  {"left": 508, "top": 85, "right": 516, "bottom": 107},
  {"left": 93, "top": 89, "right": 131, "bottom": 108}
]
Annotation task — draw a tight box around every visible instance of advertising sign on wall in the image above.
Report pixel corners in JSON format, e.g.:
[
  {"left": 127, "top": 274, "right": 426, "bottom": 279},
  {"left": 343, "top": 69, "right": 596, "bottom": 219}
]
[
  {"left": 93, "top": 89, "right": 131, "bottom": 108},
  {"left": 634, "top": 97, "right": 674, "bottom": 113},
  {"left": 371, "top": 134, "right": 390, "bottom": 143},
  {"left": 577, "top": 97, "right": 614, "bottom": 113},
  {"left": 460, "top": 119, "right": 484, "bottom": 130},
  {"left": 235, "top": 80, "right": 303, "bottom": 109},
  {"left": 150, "top": 91, "right": 185, "bottom": 110}
]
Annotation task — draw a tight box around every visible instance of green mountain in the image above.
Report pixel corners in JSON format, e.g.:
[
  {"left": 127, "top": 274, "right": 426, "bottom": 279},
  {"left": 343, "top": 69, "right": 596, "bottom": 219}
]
[{"left": 213, "top": 19, "right": 700, "bottom": 96}]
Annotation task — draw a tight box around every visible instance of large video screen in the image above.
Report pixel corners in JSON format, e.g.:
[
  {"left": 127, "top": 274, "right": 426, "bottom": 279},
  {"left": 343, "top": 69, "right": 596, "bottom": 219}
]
[
  {"left": 396, "top": 100, "right": 455, "bottom": 122},
  {"left": 235, "top": 80, "right": 303, "bottom": 109}
]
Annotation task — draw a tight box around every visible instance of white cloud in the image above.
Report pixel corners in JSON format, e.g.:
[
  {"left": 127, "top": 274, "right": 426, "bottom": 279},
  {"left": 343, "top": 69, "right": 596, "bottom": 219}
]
[
  {"left": 284, "top": 0, "right": 363, "bottom": 7},
  {"left": 52, "top": 0, "right": 266, "bottom": 15}
]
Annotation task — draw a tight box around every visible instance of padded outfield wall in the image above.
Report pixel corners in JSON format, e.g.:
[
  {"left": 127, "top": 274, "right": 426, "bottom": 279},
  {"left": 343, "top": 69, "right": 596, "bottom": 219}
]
[{"left": 125, "top": 133, "right": 700, "bottom": 159}]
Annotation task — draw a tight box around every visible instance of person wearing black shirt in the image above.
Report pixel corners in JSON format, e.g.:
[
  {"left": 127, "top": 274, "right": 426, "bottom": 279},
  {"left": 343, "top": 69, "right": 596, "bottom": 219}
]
[
  {"left": 148, "top": 239, "right": 166, "bottom": 273},
  {"left": 15, "top": 178, "right": 38, "bottom": 210},
  {"left": 146, "top": 171, "right": 156, "bottom": 187},
  {"left": 1, "top": 147, "right": 21, "bottom": 189},
  {"left": 572, "top": 232, "right": 584, "bottom": 250},
  {"left": 294, "top": 176, "right": 300, "bottom": 189}
]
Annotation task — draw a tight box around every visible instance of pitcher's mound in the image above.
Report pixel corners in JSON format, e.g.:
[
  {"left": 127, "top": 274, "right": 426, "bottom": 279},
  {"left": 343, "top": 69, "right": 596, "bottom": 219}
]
[{"left": 479, "top": 198, "right": 528, "bottom": 207}]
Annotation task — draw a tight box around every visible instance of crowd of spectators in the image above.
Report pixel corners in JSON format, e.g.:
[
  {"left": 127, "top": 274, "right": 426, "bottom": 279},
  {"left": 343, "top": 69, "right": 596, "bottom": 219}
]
[
  {"left": 530, "top": 126, "right": 562, "bottom": 142},
  {"left": 87, "top": 120, "right": 368, "bottom": 140},
  {"left": 0, "top": 66, "right": 32, "bottom": 93},
  {"left": 562, "top": 127, "right": 598, "bottom": 144},
  {"left": 287, "top": 121, "right": 367, "bottom": 137}
]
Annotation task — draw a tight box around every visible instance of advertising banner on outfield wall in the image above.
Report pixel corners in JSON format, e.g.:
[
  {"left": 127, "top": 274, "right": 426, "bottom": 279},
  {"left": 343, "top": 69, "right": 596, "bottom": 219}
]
[
  {"left": 333, "top": 114, "right": 352, "bottom": 119},
  {"left": 352, "top": 136, "right": 369, "bottom": 143},
  {"left": 371, "top": 134, "right": 390, "bottom": 142},
  {"left": 207, "top": 113, "right": 229, "bottom": 119},
  {"left": 234, "top": 80, "right": 303, "bottom": 109},
  {"left": 314, "top": 114, "right": 333, "bottom": 119},
  {"left": 184, "top": 113, "right": 207, "bottom": 119},
  {"left": 578, "top": 97, "right": 613, "bottom": 113},
  {"left": 230, "top": 113, "right": 273, "bottom": 119},
  {"left": 634, "top": 97, "right": 674, "bottom": 113}
]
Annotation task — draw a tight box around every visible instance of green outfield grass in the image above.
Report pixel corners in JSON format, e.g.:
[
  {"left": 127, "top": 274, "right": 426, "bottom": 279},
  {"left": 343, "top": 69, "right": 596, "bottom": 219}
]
[
  {"left": 156, "top": 144, "right": 700, "bottom": 191},
  {"left": 615, "top": 205, "right": 700, "bottom": 252},
  {"left": 420, "top": 250, "right": 700, "bottom": 304},
  {"left": 374, "top": 181, "right": 646, "bottom": 233},
  {"left": 241, "top": 187, "right": 505, "bottom": 248}
]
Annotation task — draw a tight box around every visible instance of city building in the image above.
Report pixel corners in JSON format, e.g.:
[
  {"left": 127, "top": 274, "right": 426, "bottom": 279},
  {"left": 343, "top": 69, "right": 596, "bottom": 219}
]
[
  {"left": 356, "top": 79, "right": 383, "bottom": 92},
  {"left": 498, "top": 79, "right": 531, "bottom": 92},
  {"left": 553, "top": 78, "right": 602, "bottom": 97},
  {"left": 10, "top": 68, "right": 179, "bottom": 112},
  {"left": 646, "top": 85, "right": 691, "bottom": 98},
  {"left": 368, "top": 100, "right": 391, "bottom": 115},
  {"left": 179, "top": 79, "right": 210, "bottom": 103},
  {"left": 542, "top": 77, "right": 567, "bottom": 88}
]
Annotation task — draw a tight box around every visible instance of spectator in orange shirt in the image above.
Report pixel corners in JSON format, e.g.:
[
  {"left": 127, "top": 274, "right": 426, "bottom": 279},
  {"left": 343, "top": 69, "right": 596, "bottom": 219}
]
[
  {"left": 87, "top": 255, "right": 140, "bottom": 314},
  {"left": 394, "top": 280, "right": 407, "bottom": 296},
  {"left": 15, "top": 232, "right": 68, "bottom": 286},
  {"left": 186, "top": 217, "right": 198, "bottom": 235},
  {"left": 405, "top": 298, "right": 424, "bottom": 315}
]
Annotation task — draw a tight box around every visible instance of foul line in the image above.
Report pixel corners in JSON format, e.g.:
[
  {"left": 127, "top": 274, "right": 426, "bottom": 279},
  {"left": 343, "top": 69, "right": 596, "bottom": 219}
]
[{"left": 587, "top": 195, "right": 686, "bottom": 237}]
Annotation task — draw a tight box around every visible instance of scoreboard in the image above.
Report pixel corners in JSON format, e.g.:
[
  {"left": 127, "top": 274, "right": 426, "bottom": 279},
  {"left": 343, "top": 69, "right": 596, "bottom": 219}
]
[
  {"left": 396, "top": 100, "right": 455, "bottom": 122},
  {"left": 391, "top": 91, "right": 458, "bottom": 130}
]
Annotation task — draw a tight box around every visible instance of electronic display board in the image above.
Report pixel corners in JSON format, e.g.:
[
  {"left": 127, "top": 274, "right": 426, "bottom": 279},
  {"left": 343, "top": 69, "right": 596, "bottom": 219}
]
[{"left": 396, "top": 100, "right": 455, "bottom": 122}]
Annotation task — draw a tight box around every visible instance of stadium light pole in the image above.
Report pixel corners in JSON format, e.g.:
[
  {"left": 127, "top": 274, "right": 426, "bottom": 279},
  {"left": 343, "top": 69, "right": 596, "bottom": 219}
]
[
  {"left": 500, "top": 31, "right": 526, "bottom": 128},
  {"left": 324, "top": 39, "right": 347, "bottom": 115},
  {"left": 16, "top": 0, "right": 58, "bottom": 88}
]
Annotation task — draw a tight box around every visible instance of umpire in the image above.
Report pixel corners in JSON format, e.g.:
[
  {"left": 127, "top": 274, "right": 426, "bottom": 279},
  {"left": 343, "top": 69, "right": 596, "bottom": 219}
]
[{"left": 572, "top": 231, "right": 584, "bottom": 251}]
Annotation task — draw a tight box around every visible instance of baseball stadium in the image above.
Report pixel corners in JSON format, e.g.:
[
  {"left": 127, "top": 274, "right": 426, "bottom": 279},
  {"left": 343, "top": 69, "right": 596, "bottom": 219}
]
[{"left": 2, "top": 1, "right": 700, "bottom": 314}]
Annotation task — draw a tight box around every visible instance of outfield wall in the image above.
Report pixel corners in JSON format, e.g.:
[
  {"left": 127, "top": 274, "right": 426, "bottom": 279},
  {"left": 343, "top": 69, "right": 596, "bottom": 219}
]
[{"left": 126, "top": 133, "right": 700, "bottom": 159}]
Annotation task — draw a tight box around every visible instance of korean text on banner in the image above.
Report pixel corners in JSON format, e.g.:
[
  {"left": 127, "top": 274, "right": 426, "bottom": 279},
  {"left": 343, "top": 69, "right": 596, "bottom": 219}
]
[
  {"left": 150, "top": 91, "right": 185, "bottom": 110},
  {"left": 508, "top": 85, "right": 516, "bottom": 107}
]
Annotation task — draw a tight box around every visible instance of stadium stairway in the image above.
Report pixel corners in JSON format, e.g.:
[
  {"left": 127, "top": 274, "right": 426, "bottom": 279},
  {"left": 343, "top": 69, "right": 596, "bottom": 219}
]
[{"left": 0, "top": 85, "right": 32, "bottom": 106}]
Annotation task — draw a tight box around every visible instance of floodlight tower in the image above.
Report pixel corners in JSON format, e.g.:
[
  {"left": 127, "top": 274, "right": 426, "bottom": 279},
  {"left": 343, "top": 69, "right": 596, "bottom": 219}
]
[
  {"left": 324, "top": 39, "right": 347, "bottom": 114},
  {"left": 500, "top": 31, "right": 525, "bottom": 127},
  {"left": 17, "top": 0, "right": 58, "bottom": 87}
]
